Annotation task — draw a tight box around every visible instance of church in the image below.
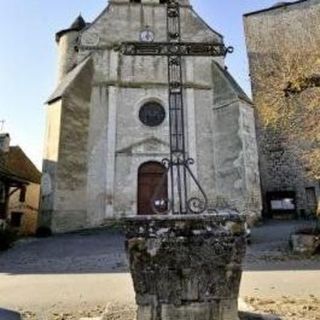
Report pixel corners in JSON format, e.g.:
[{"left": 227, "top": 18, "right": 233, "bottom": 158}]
[{"left": 39, "top": 0, "right": 261, "bottom": 233}]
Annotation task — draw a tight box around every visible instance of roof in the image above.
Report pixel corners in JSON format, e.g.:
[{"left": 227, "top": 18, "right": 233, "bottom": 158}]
[
  {"left": 70, "top": 15, "right": 86, "bottom": 30},
  {"left": 56, "top": 14, "right": 88, "bottom": 42},
  {"left": 0, "top": 147, "right": 41, "bottom": 185},
  {"left": 213, "top": 62, "right": 252, "bottom": 105},
  {"left": 244, "top": 0, "right": 309, "bottom": 17},
  {"left": 47, "top": 55, "right": 92, "bottom": 104}
]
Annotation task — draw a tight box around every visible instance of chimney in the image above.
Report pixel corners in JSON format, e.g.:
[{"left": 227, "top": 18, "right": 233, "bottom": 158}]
[{"left": 0, "top": 133, "right": 10, "bottom": 153}]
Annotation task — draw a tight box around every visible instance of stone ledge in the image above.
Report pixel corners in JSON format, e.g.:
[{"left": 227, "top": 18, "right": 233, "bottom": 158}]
[{"left": 124, "top": 211, "right": 245, "bottom": 223}]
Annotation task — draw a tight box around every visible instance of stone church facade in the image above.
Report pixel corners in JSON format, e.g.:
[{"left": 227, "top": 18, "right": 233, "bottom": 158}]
[
  {"left": 40, "top": 0, "right": 261, "bottom": 233},
  {"left": 244, "top": 0, "right": 320, "bottom": 219}
]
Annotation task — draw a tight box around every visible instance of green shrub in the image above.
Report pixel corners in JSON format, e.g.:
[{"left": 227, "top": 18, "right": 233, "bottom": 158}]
[{"left": 0, "top": 227, "right": 17, "bottom": 251}]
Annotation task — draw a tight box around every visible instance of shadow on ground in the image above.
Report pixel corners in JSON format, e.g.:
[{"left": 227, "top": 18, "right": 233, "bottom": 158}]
[
  {"left": 244, "top": 220, "right": 320, "bottom": 272},
  {"left": 0, "top": 229, "right": 129, "bottom": 275},
  {"left": 0, "top": 220, "right": 319, "bottom": 275},
  {"left": 239, "top": 311, "right": 282, "bottom": 320},
  {"left": 0, "top": 308, "right": 21, "bottom": 320}
]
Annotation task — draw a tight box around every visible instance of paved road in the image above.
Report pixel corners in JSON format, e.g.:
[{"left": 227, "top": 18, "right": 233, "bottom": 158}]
[{"left": 0, "top": 221, "right": 319, "bottom": 314}]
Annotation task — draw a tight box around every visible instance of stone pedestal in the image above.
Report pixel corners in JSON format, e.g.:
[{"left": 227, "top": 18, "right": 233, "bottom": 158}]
[{"left": 124, "top": 212, "right": 246, "bottom": 320}]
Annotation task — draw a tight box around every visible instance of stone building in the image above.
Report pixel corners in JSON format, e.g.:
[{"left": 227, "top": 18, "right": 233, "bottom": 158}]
[
  {"left": 244, "top": 0, "right": 320, "bottom": 219},
  {"left": 0, "top": 134, "right": 41, "bottom": 234},
  {"left": 40, "top": 0, "right": 261, "bottom": 233}
]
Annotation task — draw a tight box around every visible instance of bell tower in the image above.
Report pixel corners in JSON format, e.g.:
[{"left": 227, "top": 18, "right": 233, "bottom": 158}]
[{"left": 55, "top": 15, "right": 87, "bottom": 82}]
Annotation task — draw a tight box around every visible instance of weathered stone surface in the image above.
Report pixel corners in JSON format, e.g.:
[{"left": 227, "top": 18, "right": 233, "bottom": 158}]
[
  {"left": 244, "top": 1, "right": 320, "bottom": 218},
  {"left": 291, "top": 234, "right": 320, "bottom": 255},
  {"left": 124, "top": 212, "right": 246, "bottom": 320}
]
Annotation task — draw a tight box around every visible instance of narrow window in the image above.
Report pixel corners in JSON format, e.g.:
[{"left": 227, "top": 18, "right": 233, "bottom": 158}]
[{"left": 19, "top": 186, "right": 26, "bottom": 203}]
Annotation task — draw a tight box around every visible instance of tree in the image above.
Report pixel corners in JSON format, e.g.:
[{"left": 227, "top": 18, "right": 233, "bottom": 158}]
[{"left": 251, "top": 15, "right": 320, "bottom": 181}]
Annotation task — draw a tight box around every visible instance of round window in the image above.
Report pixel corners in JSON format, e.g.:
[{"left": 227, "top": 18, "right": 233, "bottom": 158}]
[{"left": 139, "top": 102, "right": 166, "bottom": 127}]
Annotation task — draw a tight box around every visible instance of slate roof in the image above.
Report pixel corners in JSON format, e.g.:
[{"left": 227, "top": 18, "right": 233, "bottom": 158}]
[
  {"left": 0, "top": 147, "right": 41, "bottom": 185},
  {"left": 213, "top": 62, "right": 252, "bottom": 105},
  {"left": 56, "top": 14, "right": 88, "bottom": 42},
  {"left": 47, "top": 55, "right": 92, "bottom": 104},
  {"left": 244, "top": 0, "right": 309, "bottom": 17},
  {"left": 70, "top": 15, "right": 87, "bottom": 30}
]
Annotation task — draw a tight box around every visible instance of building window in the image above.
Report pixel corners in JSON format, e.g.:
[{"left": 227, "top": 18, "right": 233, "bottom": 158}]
[
  {"left": 10, "top": 212, "right": 23, "bottom": 228},
  {"left": 19, "top": 186, "right": 26, "bottom": 203},
  {"left": 130, "top": 0, "right": 141, "bottom": 3},
  {"left": 139, "top": 101, "right": 166, "bottom": 127},
  {"left": 270, "top": 198, "right": 295, "bottom": 211}
]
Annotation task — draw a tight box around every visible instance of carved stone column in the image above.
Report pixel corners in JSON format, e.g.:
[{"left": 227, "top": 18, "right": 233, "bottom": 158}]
[{"left": 124, "top": 212, "right": 246, "bottom": 320}]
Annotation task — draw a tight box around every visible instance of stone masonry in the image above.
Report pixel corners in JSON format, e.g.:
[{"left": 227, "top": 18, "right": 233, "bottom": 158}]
[
  {"left": 244, "top": 0, "right": 320, "bottom": 218},
  {"left": 124, "top": 212, "right": 246, "bottom": 320}
]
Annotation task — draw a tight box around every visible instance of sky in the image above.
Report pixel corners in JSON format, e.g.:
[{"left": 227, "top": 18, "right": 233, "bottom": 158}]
[{"left": 0, "top": 0, "right": 280, "bottom": 169}]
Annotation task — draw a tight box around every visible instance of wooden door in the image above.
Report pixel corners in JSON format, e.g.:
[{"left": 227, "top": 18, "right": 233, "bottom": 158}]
[{"left": 138, "top": 162, "right": 168, "bottom": 215}]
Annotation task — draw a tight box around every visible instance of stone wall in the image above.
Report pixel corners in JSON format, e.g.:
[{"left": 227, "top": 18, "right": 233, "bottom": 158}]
[
  {"left": 244, "top": 0, "right": 320, "bottom": 218},
  {"left": 41, "top": 59, "right": 94, "bottom": 233},
  {"left": 124, "top": 213, "right": 246, "bottom": 320}
]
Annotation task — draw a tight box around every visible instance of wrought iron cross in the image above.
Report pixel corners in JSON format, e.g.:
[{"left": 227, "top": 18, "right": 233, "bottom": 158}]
[{"left": 120, "top": 0, "right": 232, "bottom": 214}]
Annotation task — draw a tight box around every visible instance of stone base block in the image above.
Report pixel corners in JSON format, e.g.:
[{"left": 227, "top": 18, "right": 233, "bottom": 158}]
[
  {"left": 291, "top": 234, "right": 320, "bottom": 254},
  {"left": 124, "top": 212, "right": 246, "bottom": 320}
]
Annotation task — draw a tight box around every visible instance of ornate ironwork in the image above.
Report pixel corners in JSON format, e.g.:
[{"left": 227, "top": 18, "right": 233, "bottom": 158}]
[
  {"left": 119, "top": 42, "right": 232, "bottom": 57},
  {"left": 120, "top": 0, "right": 232, "bottom": 214}
]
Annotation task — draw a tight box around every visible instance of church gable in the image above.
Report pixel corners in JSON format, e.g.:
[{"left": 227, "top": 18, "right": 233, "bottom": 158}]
[
  {"left": 80, "top": 1, "right": 223, "bottom": 49},
  {"left": 117, "top": 137, "right": 169, "bottom": 155}
]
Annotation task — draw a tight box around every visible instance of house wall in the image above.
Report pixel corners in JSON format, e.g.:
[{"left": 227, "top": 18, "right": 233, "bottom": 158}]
[
  {"left": 8, "top": 183, "right": 40, "bottom": 235},
  {"left": 244, "top": 0, "right": 320, "bottom": 218}
]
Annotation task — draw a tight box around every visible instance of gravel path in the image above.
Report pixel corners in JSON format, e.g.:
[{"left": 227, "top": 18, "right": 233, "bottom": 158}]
[{"left": 0, "top": 220, "right": 319, "bottom": 319}]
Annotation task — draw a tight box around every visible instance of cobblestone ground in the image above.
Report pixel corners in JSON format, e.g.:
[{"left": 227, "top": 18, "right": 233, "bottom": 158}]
[{"left": 0, "top": 220, "right": 319, "bottom": 320}]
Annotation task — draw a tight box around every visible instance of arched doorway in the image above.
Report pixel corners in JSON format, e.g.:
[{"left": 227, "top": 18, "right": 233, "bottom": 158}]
[{"left": 138, "top": 162, "right": 168, "bottom": 215}]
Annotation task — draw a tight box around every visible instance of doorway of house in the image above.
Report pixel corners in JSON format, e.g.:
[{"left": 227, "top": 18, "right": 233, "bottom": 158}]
[{"left": 138, "top": 161, "right": 168, "bottom": 215}]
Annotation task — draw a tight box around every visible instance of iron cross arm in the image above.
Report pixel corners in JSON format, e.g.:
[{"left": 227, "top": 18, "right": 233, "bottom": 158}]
[{"left": 119, "top": 42, "right": 233, "bottom": 57}]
